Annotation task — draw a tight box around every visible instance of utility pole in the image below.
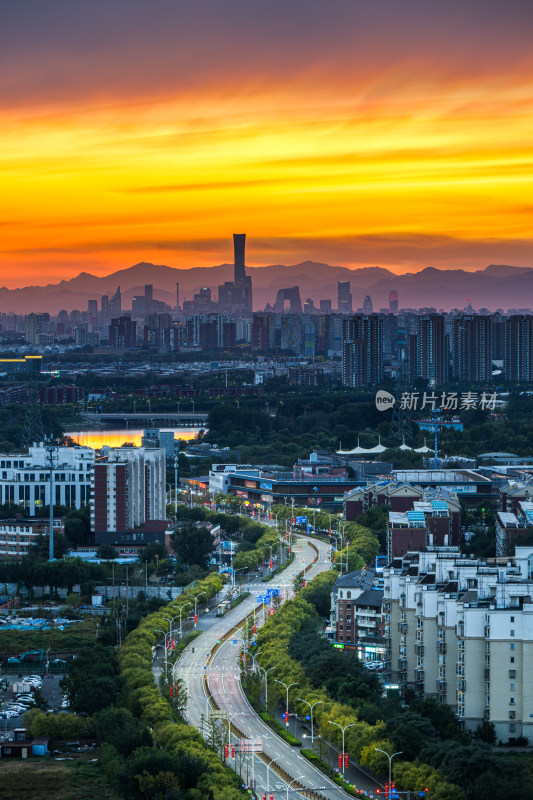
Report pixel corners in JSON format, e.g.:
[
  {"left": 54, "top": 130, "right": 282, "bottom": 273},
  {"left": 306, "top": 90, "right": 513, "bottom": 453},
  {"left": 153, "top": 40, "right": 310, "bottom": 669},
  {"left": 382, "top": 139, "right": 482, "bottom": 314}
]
[
  {"left": 174, "top": 452, "right": 179, "bottom": 521},
  {"left": 47, "top": 437, "right": 55, "bottom": 561}
]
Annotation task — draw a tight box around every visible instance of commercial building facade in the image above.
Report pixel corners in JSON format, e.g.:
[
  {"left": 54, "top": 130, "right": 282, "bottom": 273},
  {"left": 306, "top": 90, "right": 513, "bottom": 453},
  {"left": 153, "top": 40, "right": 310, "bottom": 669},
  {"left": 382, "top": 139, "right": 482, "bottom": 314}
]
[{"left": 0, "top": 444, "right": 94, "bottom": 514}]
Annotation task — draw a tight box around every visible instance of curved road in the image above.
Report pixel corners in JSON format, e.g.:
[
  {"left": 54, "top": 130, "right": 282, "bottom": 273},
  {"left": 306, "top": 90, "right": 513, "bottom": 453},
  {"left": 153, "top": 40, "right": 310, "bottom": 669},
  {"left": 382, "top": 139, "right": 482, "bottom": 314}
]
[{"left": 174, "top": 535, "right": 378, "bottom": 800}]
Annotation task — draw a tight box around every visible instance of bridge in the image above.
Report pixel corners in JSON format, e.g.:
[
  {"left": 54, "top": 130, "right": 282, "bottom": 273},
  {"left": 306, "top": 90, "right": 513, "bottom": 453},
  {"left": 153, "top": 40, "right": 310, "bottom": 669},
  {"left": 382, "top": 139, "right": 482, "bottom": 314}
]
[{"left": 82, "top": 412, "right": 209, "bottom": 429}]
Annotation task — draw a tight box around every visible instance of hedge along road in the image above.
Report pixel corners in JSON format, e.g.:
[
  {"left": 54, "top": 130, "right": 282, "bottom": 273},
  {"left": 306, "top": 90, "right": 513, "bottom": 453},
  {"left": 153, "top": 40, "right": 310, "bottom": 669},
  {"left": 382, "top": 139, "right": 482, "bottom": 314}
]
[{"left": 174, "top": 535, "right": 374, "bottom": 800}]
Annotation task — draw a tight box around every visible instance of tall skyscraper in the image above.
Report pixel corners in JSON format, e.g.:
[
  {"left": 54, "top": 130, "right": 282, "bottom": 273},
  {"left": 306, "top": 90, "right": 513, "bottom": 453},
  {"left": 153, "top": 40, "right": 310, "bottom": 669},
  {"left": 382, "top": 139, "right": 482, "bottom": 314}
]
[
  {"left": 363, "top": 295, "right": 374, "bottom": 314},
  {"left": 88, "top": 299, "right": 98, "bottom": 320},
  {"left": 233, "top": 233, "right": 246, "bottom": 283},
  {"left": 389, "top": 290, "right": 399, "bottom": 314},
  {"left": 342, "top": 314, "right": 383, "bottom": 387},
  {"left": 337, "top": 281, "right": 352, "bottom": 313},
  {"left": 218, "top": 233, "right": 252, "bottom": 315},
  {"left": 176, "top": 282, "right": 180, "bottom": 310}
]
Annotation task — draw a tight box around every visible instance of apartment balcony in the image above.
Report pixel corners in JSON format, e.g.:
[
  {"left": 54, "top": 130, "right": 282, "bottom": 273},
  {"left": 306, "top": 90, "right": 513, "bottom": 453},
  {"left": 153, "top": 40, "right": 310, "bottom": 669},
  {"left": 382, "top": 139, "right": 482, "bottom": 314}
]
[
  {"left": 398, "top": 657, "right": 407, "bottom": 670},
  {"left": 415, "top": 669, "right": 424, "bottom": 684},
  {"left": 383, "top": 600, "right": 392, "bottom": 611},
  {"left": 436, "top": 679, "right": 447, "bottom": 692},
  {"left": 398, "top": 622, "right": 408, "bottom": 634},
  {"left": 457, "top": 678, "right": 466, "bottom": 691},
  {"left": 484, "top": 668, "right": 490, "bottom": 681},
  {"left": 437, "top": 642, "right": 447, "bottom": 655},
  {"left": 415, "top": 644, "right": 424, "bottom": 656},
  {"left": 399, "top": 670, "right": 407, "bottom": 682}
]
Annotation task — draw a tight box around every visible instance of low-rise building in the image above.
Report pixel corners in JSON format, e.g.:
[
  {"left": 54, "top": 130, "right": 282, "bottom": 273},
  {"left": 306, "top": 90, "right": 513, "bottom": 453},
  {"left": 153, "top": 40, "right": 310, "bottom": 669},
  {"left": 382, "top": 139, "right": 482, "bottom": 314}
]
[
  {"left": 0, "top": 517, "right": 65, "bottom": 558},
  {"left": 327, "top": 568, "right": 385, "bottom": 661}
]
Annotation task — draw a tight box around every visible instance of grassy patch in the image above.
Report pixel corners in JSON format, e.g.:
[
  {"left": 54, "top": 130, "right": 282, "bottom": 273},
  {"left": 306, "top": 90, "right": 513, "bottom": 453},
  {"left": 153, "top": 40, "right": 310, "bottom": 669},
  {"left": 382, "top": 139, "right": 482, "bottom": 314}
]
[
  {"left": 258, "top": 710, "right": 301, "bottom": 746},
  {"left": 0, "top": 617, "right": 98, "bottom": 657},
  {"left": 0, "top": 755, "right": 120, "bottom": 800},
  {"left": 300, "top": 749, "right": 360, "bottom": 796},
  {"left": 229, "top": 591, "right": 250, "bottom": 609}
]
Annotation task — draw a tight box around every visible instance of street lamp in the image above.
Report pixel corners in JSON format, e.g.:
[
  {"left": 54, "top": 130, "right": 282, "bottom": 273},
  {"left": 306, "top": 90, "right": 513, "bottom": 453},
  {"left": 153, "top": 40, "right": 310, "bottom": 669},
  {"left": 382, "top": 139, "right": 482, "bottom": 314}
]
[
  {"left": 274, "top": 679, "right": 298, "bottom": 727},
  {"left": 243, "top": 648, "right": 263, "bottom": 672},
  {"left": 374, "top": 747, "right": 402, "bottom": 793},
  {"left": 328, "top": 720, "right": 356, "bottom": 776},
  {"left": 297, "top": 698, "right": 323, "bottom": 745},
  {"left": 225, "top": 711, "right": 248, "bottom": 761},
  {"left": 189, "top": 592, "right": 205, "bottom": 628},
  {"left": 257, "top": 665, "right": 275, "bottom": 712},
  {"left": 286, "top": 776, "right": 306, "bottom": 800},
  {"left": 175, "top": 604, "right": 191, "bottom": 639},
  {"left": 173, "top": 454, "right": 179, "bottom": 522},
  {"left": 154, "top": 628, "right": 169, "bottom": 679}
]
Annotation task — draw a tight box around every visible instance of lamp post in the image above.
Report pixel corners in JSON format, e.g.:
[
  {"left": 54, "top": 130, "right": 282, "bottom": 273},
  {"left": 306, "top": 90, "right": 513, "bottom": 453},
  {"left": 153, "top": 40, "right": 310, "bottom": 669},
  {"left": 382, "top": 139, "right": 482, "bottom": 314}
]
[
  {"left": 297, "top": 698, "right": 323, "bottom": 745},
  {"left": 243, "top": 648, "right": 263, "bottom": 672},
  {"left": 174, "top": 454, "right": 179, "bottom": 522},
  {"left": 257, "top": 664, "right": 275, "bottom": 713},
  {"left": 225, "top": 711, "right": 248, "bottom": 762},
  {"left": 175, "top": 604, "right": 191, "bottom": 640},
  {"left": 286, "top": 776, "right": 306, "bottom": 800},
  {"left": 189, "top": 592, "right": 205, "bottom": 628},
  {"left": 154, "top": 628, "right": 169, "bottom": 679},
  {"left": 374, "top": 747, "right": 402, "bottom": 794},
  {"left": 328, "top": 720, "right": 356, "bottom": 776},
  {"left": 274, "top": 679, "right": 298, "bottom": 727}
]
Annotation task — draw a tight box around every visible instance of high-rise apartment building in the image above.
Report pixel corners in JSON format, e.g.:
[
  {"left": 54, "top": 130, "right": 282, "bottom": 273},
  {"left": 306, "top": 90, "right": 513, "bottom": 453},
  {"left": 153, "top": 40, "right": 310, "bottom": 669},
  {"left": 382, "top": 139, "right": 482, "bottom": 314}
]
[
  {"left": 342, "top": 314, "right": 383, "bottom": 387},
  {"left": 91, "top": 446, "right": 166, "bottom": 545},
  {"left": 414, "top": 314, "right": 448, "bottom": 387},
  {"left": 452, "top": 315, "right": 492, "bottom": 382},
  {"left": 389, "top": 290, "right": 399, "bottom": 314},
  {"left": 504, "top": 315, "right": 533, "bottom": 381},
  {"left": 337, "top": 281, "right": 352, "bottom": 313},
  {"left": 109, "top": 316, "right": 137, "bottom": 349},
  {"left": 384, "top": 546, "right": 533, "bottom": 743}
]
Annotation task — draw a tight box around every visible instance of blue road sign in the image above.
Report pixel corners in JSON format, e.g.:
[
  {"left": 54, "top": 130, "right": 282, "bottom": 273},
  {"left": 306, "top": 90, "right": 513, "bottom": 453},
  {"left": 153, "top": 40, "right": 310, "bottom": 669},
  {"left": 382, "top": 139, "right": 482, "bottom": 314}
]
[
  {"left": 296, "top": 516, "right": 307, "bottom": 524},
  {"left": 305, "top": 714, "right": 310, "bottom": 720},
  {"left": 232, "top": 639, "right": 238, "bottom": 644}
]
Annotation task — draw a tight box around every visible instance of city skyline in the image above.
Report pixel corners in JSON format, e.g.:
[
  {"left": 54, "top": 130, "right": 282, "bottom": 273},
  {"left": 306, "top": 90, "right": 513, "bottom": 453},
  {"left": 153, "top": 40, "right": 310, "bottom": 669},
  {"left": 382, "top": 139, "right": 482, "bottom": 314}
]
[{"left": 1, "top": 0, "right": 533, "bottom": 286}]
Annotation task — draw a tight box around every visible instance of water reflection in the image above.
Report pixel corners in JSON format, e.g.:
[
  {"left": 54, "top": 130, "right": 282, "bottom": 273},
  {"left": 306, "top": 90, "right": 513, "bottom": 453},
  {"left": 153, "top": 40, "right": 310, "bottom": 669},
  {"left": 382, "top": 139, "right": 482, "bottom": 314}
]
[{"left": 68, "top": 428, "right": 200, "bottom": 449}]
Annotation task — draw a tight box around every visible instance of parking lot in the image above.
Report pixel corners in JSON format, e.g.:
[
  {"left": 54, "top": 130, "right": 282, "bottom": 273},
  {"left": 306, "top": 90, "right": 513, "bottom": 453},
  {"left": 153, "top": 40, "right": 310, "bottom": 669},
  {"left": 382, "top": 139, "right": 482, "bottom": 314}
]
[{"left": 0, "top": 673, "right": 63, "bottom": 739}]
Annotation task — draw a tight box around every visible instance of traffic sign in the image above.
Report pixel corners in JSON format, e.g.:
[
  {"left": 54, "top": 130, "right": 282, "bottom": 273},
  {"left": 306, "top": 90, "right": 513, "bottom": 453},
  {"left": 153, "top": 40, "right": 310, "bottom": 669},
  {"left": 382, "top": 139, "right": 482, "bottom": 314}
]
[
  {"left": 296, "top": 516, "right": 307, "bottom": 524},
  {"left": 305, "top": 714, "right": 310, "bottom": 720}
]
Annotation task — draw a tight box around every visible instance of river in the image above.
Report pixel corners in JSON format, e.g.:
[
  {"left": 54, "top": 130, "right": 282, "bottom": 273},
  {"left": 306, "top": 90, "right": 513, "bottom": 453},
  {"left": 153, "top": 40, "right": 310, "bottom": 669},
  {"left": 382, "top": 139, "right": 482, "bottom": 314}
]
[{"left": 68, "top": 428, "right": 201, "bottom": 449}]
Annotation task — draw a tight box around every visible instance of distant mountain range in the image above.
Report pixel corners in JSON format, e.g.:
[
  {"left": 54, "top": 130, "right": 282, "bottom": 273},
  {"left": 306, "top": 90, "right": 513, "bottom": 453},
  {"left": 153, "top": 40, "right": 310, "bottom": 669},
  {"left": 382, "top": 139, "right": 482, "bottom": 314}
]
[{"left": 1, "top": 262, "right": 533, "bottom": 314}]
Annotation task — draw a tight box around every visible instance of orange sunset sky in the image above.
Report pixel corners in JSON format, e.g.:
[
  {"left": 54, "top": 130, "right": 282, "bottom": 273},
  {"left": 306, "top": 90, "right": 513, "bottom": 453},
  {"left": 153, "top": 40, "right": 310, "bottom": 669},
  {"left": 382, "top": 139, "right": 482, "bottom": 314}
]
[{"left": 1, "top": 0, "right": 533, "bottom": 288}]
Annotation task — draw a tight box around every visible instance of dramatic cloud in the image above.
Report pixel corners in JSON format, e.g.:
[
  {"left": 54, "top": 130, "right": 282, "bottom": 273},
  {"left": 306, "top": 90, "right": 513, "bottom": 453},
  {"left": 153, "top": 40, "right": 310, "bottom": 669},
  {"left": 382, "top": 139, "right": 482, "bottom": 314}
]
[{"left": 1, "top": 0, "right": 533, "bottom": 286}]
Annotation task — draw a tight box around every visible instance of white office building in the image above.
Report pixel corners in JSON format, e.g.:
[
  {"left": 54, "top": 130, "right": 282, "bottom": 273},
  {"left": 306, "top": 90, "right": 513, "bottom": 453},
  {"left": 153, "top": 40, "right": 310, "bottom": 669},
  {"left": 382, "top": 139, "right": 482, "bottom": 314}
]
[{"left": 0, "top": 443, "right": 95, "bottom": 514}]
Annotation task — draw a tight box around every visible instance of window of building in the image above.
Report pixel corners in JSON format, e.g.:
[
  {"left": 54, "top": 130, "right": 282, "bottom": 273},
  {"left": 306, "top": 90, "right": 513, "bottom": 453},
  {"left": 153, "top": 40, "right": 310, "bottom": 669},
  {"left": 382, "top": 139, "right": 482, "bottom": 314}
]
[
  {"left": 346, "top": 591, "right": 351, "bottom": 599},
  {"left": 509, "top": 711, "right": 516, "bottom": 720},
  {"left": 510, "top": 616, "right": 515, "bottom": 623},
  {"left": 509, "top": 724, "right": 516, "bottom": 733},
  {"left": 510, "top": 697, "right": 515, "bottom": 705},
  {"left": 510, "top": 630, "right": 515, "bottom": 637},
  {"left": 510, "top": 684, "right": 515, "bottom": 691},
  {"left": 528, "top": 553, "right": 533, "bottom": 579},
  {"left": 510, "top": 643, "right": 515, "bottom": 650},
  {"left": 509, "top": 670, "right": 516, "bottom": 678},
  {"left": 510, "top": 657, "right": 515, "bottom": 663}
]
